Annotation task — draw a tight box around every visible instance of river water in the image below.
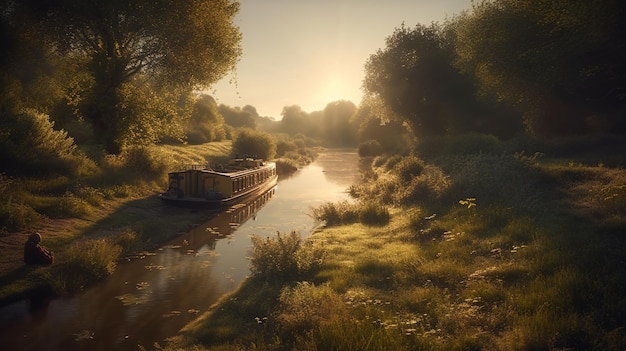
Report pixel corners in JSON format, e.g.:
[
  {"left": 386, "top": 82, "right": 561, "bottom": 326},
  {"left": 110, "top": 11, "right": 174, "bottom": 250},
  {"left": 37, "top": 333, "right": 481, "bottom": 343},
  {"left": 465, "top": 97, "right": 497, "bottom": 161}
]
[{"left": 0, "top": 150, "right": 359, "bottom": 351}]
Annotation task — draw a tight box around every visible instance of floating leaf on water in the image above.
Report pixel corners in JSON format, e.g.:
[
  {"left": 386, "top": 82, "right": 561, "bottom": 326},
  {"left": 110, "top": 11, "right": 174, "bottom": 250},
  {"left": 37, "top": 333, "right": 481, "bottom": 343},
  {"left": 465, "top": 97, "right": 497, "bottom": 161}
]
[
  {"left": 73, "top": 330, "right": 94, "bottom": 341},
  {"left": 163, "top": 310, "right": 182, "bottom": 318},
  {"left": 115, "top": 293, "right": 150, "bottom": 306}
]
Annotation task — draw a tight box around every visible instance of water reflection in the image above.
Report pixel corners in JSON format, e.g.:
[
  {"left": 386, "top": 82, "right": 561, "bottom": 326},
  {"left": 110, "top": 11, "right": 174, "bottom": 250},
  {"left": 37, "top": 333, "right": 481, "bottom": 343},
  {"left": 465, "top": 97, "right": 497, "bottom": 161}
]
[{"left": 0, "top": 150, "right": 359, "bottom": 351}]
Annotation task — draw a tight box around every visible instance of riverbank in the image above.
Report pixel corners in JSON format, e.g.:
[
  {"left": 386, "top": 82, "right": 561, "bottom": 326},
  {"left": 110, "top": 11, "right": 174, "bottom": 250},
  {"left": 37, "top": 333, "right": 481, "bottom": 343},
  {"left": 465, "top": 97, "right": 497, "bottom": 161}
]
[
  {"left": 0, "top": 142, "right": 234, "bottom": 305},
  {"left": 166, "top": 134, "right": 626, "bottom": 350},
  {"left": 0, "top": 140, "right": 319, "bottom": 306}
]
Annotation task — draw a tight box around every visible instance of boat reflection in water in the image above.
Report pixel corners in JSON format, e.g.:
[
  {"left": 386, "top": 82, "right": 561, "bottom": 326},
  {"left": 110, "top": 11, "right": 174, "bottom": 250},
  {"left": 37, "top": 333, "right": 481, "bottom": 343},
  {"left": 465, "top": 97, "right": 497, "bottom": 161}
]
[{"left": 182, "top": 184, "right": 276, "bottom": 252}]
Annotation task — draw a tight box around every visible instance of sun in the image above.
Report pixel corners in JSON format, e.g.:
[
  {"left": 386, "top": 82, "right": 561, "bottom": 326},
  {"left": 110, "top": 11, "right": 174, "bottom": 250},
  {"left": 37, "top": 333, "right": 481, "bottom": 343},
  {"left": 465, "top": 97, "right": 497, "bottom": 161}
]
[{"left": 315, "top": 75, "right": 355, "bottom": 108}]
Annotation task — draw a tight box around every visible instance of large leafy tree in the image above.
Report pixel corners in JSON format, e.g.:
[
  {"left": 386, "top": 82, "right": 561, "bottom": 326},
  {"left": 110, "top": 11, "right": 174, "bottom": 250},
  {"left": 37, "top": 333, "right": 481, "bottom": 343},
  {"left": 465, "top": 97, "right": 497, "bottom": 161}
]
[
  {"left": 455, "top": 0, "right": 626, "bottom": 135},
  {"left": 12, "top": 0, "right": 242, "bottom": 153},
  {"left": 363, "top": 23, "right": 514, "bottom": 138}
]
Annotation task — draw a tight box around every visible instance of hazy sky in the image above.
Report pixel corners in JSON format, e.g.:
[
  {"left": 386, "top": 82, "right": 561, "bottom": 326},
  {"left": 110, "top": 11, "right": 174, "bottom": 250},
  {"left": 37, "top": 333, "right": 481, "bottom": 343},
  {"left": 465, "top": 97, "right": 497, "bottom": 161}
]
[{"left": 209, "top": 0, "right": 473, "bottom": 118}]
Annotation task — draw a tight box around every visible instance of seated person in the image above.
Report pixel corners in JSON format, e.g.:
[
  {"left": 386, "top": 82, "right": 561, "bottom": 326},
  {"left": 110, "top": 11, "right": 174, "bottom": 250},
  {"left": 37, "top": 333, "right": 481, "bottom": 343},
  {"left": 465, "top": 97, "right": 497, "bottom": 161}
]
[{"left": 24, "top": 232, "right": 54, "bottom": 265}]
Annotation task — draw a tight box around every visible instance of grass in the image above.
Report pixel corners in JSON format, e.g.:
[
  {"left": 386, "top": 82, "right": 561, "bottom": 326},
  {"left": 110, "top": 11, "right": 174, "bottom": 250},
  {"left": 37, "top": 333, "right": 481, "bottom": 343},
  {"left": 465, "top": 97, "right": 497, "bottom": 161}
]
[
  {"left": 0, "top": 141, "right": 233, "bottom": 302},
  {"left": 166, "top": 134, "right": 626, "bottom": 351},
  {"left": 0, "top": 138, "right": 322, "bottom": 303}
]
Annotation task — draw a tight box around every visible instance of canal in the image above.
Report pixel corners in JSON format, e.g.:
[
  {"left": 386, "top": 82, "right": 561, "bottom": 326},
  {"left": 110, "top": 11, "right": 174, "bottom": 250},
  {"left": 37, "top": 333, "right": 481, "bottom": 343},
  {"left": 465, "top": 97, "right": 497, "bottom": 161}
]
[{"left": 0, "top": 150, "right": 360, "bottom": 351}]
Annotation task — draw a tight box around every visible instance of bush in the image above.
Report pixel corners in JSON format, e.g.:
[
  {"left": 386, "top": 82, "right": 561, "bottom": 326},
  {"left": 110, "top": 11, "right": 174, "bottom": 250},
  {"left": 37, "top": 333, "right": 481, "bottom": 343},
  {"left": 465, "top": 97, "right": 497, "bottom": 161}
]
[
  {"left": 249, "top": 231, "right": 324, "bottom": 282},
  {"left": 232, "top": 128, "right": 276, "bottom": 160},
  {"left": 310, "top": 201, "right": 360, "bottom": 226},
  {"left": 276, "top": 139, "right": 298, "bottom": 157},
  {"left": 0, "top": 201, "right": 39, "bottom": 232},
  {"left": 276, "top": 282, "right": 346, "bottom": 337},
  {"left": 103, "top": 145, "right": 170, "bottom": 180},
  {"left": 45, "top": 239, "right": 122, "bottom": 294},
  {"left": 358, "top": 140, "right": 383, "bottom": 157},
  {"left": 275, "top": 158, "right": 298, "bottom": 175},
  {"left": 392, "top": 155, "right": 426, "bottom": 182},
  {"left": 0, "top": 108, "right": 91, "bottom": 176},
  {"left": 0, "top": 174, "right": 40, "bottom": 231},
  {"left": 359, "top": 202, "right": 391, "bottom": 226}
]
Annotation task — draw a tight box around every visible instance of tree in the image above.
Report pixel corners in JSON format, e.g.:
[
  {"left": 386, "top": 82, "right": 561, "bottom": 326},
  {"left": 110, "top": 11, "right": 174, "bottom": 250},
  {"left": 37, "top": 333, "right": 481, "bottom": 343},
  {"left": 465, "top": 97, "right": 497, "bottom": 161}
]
[
  {"left": 186, "top": 95, "right": 226, "bottom": 144},
  {"left": 218, "top": 104, "right": 257, "bottom": 129},
  {"left": 363, "top": 22, "right": 523, "bottom": 139},
  {"left": 13, "top": 0, "right": 242, "bottom": 153},
  {"left": 454, "top": 0, "right": 626, "bottom": 135}
]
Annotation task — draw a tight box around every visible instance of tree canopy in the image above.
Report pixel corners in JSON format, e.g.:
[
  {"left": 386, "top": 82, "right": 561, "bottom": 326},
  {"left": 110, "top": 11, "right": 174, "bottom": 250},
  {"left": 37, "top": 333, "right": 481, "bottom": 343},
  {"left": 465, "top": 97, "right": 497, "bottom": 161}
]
[
  {"left": 454, "top": 0, "right": 626, "bottom": 135},
  {"left": 4, "top": 0, "right": 242, "bottom": 153},
  {"left": 362, "top": 1, "right": 625, "bottom": 139}
]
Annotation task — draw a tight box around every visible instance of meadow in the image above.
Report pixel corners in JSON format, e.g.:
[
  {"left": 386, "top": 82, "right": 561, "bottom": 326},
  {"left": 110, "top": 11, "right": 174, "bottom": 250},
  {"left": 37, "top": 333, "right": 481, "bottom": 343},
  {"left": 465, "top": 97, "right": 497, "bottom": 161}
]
[{"left": 165, "top": 134, "right": 626, "bottom": 351}]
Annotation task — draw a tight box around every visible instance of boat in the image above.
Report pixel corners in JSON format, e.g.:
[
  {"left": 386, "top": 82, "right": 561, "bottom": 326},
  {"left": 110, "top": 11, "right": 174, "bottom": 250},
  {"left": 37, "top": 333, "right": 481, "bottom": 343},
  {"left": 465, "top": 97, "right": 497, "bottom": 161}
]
[{"left": 159, "top": 157, "right": 278, "bottom": 208}]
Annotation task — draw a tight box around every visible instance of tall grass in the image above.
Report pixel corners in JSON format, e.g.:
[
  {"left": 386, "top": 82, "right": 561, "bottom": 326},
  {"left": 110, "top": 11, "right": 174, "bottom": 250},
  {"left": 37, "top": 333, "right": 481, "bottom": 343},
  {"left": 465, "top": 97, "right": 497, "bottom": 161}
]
[
  {"left": 249, "top": 231, "right": 325, "bottom": 282},
  {"left": 44, "top": 238, "right": 122, "bottom": 295},
  {"left": 168, "top": 134, "right": 626, "bottom": 350}
]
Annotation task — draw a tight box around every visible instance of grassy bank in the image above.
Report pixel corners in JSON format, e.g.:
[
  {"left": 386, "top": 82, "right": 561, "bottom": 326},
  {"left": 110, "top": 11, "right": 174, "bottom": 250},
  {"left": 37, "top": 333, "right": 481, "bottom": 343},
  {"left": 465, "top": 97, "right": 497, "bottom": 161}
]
[
  {"left": 0, "top": 138, "right": 321, "bottom": 305},
  {"left": 166, "top": 134, "right": 626, "bottom": 350},
  {"left": 0, "top": 142, "right": 234, "bottom": 303}
]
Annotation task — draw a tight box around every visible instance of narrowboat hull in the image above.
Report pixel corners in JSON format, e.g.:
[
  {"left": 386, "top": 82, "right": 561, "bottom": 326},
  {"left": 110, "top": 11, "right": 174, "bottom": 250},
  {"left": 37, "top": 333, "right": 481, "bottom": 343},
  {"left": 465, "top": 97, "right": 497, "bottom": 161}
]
[{"left": 159, "top": 158, "right": 278, "bottom": 208}]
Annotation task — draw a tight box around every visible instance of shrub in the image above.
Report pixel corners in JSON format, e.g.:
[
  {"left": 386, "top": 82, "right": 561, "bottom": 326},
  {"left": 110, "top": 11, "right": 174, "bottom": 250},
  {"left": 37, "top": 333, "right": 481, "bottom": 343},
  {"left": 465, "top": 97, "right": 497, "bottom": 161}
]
[
  {"left": 249, "top": 231, "right": 324, "bottom": 282},
  {"left": 45, "top": 239, "right": 122, "bottom": 294},
  {"left": 393, "top": 165, "right": 450, "bottom": 206},
  {"left": 232, "top": 128, "right": 276, "bottom": 160},
  {"left": 276, "top": 282, "right": 346, "bottom": 337},
  {"left": 392, "top": 155, "right": 425, "bottom": 182},
  {"left": 0, "top": 108, "right": 93, "bottom": 176},
  {"left": 107, "top": 145, "right": 170, "bottom": 180},
  {"left": 359, "top": 202, "right": 390, "bottom": 226},
  {"left": 0, "top": 201, "right": 39, "bottom": 232},
  {"left": 358, "top": 140, "right": 382, "bottom": 157},
  {"left": 310, "top": 201, "right": 360, "bottom": 226},
  {"left": 0, "top": 174, "right": 40, "bottom": 231},
  {"left": 275, "top": 158, "right": 298, "bottom": 175},
  {"left": 276, "top": 139, "right": 298, "bottom": 157}
]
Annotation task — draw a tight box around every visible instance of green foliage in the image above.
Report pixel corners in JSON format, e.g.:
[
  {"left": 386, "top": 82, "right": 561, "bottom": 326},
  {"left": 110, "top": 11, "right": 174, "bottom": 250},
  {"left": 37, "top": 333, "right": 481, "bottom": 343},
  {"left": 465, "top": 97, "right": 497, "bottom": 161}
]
[
  {"left": 276, "top": 139, "right": 298, "bottom": 157},
  {"left": 358, "top": 202, "right": 390, "bottom": 226},
  {"left": 392, "top": 155, "right": 426, "bottom": 182},
  {"left": 310, "top": 201, "right": 360, "bottom": 226},
  {"left": 0, "top": 109, "right": 83, "bottom": 175},
  {"left": 357, "top": 140, "right": 382, "bottom": 157},
  {"left": 107, "top": 145, "right": 170, "bottom": 180},
  {"left": 0, "top": 174, "right": 39, "bottom": 232},
  {"left": 184, "top": 95, "right": 227, "bottom": 144},
  {"left": 276, "top": 282, "right": 347, "bottom": 337},
  {"left": 249, "top": 231, "right": 324, "bottom": 282},
  {"left": 0, "top": 201, "right": 40, "bottom": 232},
  {"left": 232, "top": 128, "right": 276, "bottom": 160},
  {"left": 454, "top": 0, "right": 626, "bottom": 136},
  {"left": 363, "top": 22, "right": 516, "bottom": 138},
  {"left": 45, "top": 238, "right": 122, "bottom": 295},
  {"left": 416, "top": 133, "right": 505, "bottom": 160},
  {"left": 218, "top": 104, "right": 257, "bottom": 129},
  {"left": 8, "top": 0, "right": 242, "bottom": 154},
  {"left": 322, "top": 100, "right": 358, "bottom": 147}
]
